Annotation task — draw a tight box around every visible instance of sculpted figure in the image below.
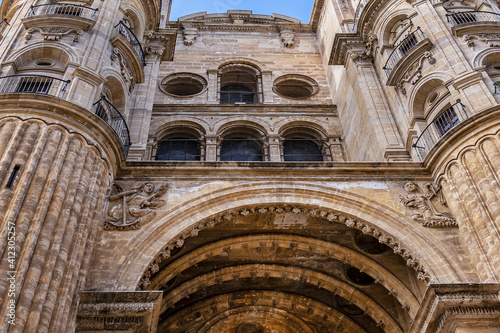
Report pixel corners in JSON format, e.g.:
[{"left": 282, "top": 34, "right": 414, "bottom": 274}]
[
  {"left": 280, "top": 29, "right": 295, "bottom": 47},
  {"left": 399, "top": 181, "right": 457, "bottom": 228},
  {"left": 105, "top": 183, "right": 168, "bottom": 230}
]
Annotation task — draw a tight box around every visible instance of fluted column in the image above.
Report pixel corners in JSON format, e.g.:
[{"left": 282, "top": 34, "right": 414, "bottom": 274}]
[
  {"left": 441, "top": 135, "right": 500, "bottom": 281},
  {"left": 0, "top": 117, "right": 110, "bottom": 332}
]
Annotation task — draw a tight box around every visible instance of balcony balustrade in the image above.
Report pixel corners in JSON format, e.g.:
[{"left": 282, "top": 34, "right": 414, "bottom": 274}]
[
  {"left": 446, "top": 11, "right": 500, "bottom": 25},
  {"left": 115, "top": 21, "right": 146, "bottom": 67},
  {"left": 0, "top": 74, "right": 70, "bottom": 98},
  {"left": 27, "top": 3, "right": 98, "bottom": 20},
  {"left": 383, "top": 28, "right": 426, "bottom": 77},
  {"left": 92, "top": 96, "right": 131, "bottom": 156},
  {"left": 412, "top": 100, "right": 468, "bottom": 161}
]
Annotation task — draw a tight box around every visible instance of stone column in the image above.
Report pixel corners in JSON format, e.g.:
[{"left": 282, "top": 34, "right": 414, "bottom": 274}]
[
  {"left": 0, "top": 117, "right": 110, "bottom": 332},
  {"left": 268, "top": 135, "right": 281, "bottom": 162},
  {"left": 440, "top": 134, "right": 500, "bottom": 281},
  {"left": 207, "top": 70, "right": 219, "bottom": 103},
  {"left": 205, "top": 135, "right": 218, "bottom": 161},
  {"left": 346, "top": 53, "right": 409, "bottom": 161}
]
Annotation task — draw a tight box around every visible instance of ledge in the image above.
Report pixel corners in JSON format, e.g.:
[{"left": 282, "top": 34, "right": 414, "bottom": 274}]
[
  {"left": 451, "top": 21, "right": 500, "bottom": 37},
  {"left": 386, "top": 38, "right": 432, "bottom": 86},
  {"left": 21, "top": 14, "right": 96, "bottom": 32}
]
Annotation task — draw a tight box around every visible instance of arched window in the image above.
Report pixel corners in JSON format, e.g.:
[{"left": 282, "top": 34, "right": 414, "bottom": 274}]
[
  {"left": 156, "top": 136, "right": 200, "bottom": 161},
  {"left": 218, "top": 63, "right": 261, "bottom": 104},
  {"left": 218, "top": 127, "right": 265, "bottom": 161},
  {"left": 283, "top": 138, "right": 323, "bottom": 161}
]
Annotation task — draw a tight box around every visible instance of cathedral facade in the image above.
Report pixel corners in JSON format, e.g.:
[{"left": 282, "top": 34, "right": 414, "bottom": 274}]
[{"left": 0, "top": 0, "right": 500, "bottom": 331}]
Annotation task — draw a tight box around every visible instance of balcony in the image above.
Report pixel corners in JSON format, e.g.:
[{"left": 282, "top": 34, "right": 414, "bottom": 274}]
[
  {"left": 0, "top": 74, "right": 70, "bottom": 98},
  {"left": 23, "top": 3, "right": 98, "bottom": 31},
  {"left": 412, "top": 100, "right": 468, "bottom": 161},
  {"left": 92, "top": 96, "right": 131, "bottom": 156},
  {"left": 110, "top": 21, "right": 146, "bottom": 83},
  {"left": 446, "top": 11, "right": 500, "bottom": 37},
  {"left": 383, "top": 28, "right": 432, "bottom": 86}
]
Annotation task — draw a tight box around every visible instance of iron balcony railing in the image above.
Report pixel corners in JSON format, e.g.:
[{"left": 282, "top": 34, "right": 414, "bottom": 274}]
[
  {"left": 383, "top": 27, "right": 426, "bottom": 77},
  {"left": 412, "top": 100, "right": 468, "bottom": 161},
  {"left": 92, "top": 96, "right": 131, "bottom": 156},
  {"left": 27, "top": 3, "right": 98, "bottom": 20},
  {"left": 0, "top": 18, "right": 9, "bottom": 32},
  {"left": 0, "top": 74, "right": 70, "bottom": 98},
  {"left": 352, "top": 0, "right": 369, "bottom": 32},
  {"left": 115, "top": 21, "right": 145, "bottom": 67},
  {"left": 446, "top": 11, "right": 500, "bottom": 25},
  {"left": 494, "top": 82, "right": 500, "bottom": 95}
]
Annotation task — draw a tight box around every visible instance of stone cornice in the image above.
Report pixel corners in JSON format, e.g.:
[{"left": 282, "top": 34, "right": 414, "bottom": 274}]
[
  {"left": 172, "top": 10, "right": 313, "bottom": 33},
  {"left": 329, "top": 33, "right": 364, "bottom": 65}
]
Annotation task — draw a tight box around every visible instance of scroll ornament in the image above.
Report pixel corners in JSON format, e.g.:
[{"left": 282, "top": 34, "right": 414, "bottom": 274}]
[{"left": 104, "top": 183, "right": 168, "bottom": 231}]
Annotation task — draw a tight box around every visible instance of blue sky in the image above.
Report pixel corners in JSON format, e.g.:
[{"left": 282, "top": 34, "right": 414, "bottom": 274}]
[{"left": 170, "top": 0, "right": 316, "bottom": 23}]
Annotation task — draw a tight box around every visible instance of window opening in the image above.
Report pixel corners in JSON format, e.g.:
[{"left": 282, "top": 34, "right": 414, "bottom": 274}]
[
  {"left": 220, "top": 84, "right": 255, "bottom": 104},
  {"left": 434, "top": 107, "right": 460, "bottom": 136},
  {"left": 6, "top": 165, "right": 20, "bottom": 188},
  {"left": 220, "top": 138, "right": 262, "bottom": 161},
  {"left": 156, "top": 138, "right": 200, "bottom": 161},
  {"left": 283, "top": 139, "right": 323, "bottom": 161}
]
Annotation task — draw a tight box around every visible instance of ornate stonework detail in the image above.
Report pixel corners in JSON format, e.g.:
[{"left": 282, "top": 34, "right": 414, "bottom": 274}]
[
  {"left": 349, "top": 35, "right": 378, "bottom": 64},
  {"left": 397, "top": 51, "right": 436, "bottom": 92},
  {"left": 463, "top": 33, "right": 500, "bottom": 48},
  {"left": 104, "top": 183, "right": 168, "bottom": 231},
  {"left": 110, "top": 47, "right": 135, "bottom": 91},
  {"left": 145, "top": 45, "right": 165, "bottom": 58},
  {"left": 279, "top": 29, "right": 295, "bottom": 47},
  {"left": 436, "top": 307, "right": 500, "bottom": 333},
  {"left": 183, "top": 27, "right": 198, "bottom": 46},
  {"left": 25, "top": 26, "right": 84, "bottom": 44},
  {"left": 399, "top": 181, "right": 457, "bottom": 228},
  {"left": 137, "top": 204, "right": 431, "bottom": 290},
  {"left": 79, "top": 302, "right": 155, "bottom": 311}
]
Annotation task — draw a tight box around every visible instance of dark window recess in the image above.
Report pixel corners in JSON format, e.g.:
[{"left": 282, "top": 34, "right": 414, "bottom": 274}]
[
  {"left": 435, "top": 107, "right": 459, "bottom": 137},
  {"left": 6, "top": 165, "right": 20, "bottom": 188},
  {"left": 16, "top": 79, "right": 52, "bottom": 94},
  {"left": 283, "top": 140, "right": 323, "bottom": 161},
  {"left": 220, "top": 84, "right": 255, "bottom": 104},
  {"left": 398, "top": 34, "right": 418, "bottom": 56},
  {"left": 220, "top": 139, "right": 262, "bottom": 161},
  {"left": 156, "top": 139, "right": 200, "bottom": 161}
]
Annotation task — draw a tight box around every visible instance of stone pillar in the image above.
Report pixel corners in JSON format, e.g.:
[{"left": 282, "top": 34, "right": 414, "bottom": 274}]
[
  {"left": 0, "top": 117, "right": 110, "bottom": 332},
  {"left": 346, "top": 54, "right": 410, "bottom": 161},
  {"left": 268, "top": 135, "right": 281, "bottom": 162},
  {"left": 205, "top": 135, "right": 218, "bottom": 161},
  {"left": 440, "top": 134, "right": 500, "bottom": 281},
  {"left": 207, "top": 70, "right": 219, "bottom": 103}
]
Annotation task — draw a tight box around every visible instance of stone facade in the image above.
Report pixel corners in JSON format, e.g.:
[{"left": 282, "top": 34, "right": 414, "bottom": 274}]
[{"left": 0, "top": 0, "right": 499, "bottom": 331}]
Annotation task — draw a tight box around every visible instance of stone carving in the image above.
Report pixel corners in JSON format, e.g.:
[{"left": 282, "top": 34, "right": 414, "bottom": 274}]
[
  {"left": 110, "top": 48, "right": 135, "bottom": 92},
  {"left": 25, "top": 27, "right": 83, "bottom": 44},
  {"left": 137, "top": 204, "right": 431, "bottom": 290},
  {"left": 399, "top": 181, "right": 457, "bottom": 228},
  {"left": 398, "top": 51, "right": 436, "bottom": 94},
  {"left": 280, "top": 29, "right": 295, "bottom": 47},
  {"left": 145, "top": 45, "right": 165, "bottom": 59},
  {"left": 349, "top": 34, "right": 377, "bottom": 64},
  {"left": 463, "top": 33, "right": 500, "bottom": 48},
  {"left": 104, "top": 183, "right": 168, "bottom": 231},
  {"left": 183, "top": 27, "right": 198, "bottom": 46}
]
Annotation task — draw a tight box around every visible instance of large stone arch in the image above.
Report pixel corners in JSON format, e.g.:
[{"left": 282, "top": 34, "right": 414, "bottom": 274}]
[{"left": 107, "top": 182, "right": 467, "bottom": 291}]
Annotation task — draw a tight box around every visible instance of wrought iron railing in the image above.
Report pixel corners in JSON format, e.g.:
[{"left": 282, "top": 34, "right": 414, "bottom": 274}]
[
  {"left": 0, "top": 18, "right": 9, "bottom": 32},
  {"left": 27, "top": 3, "right": 98, "bottom": 20},
  {"left": 446, "top": 11, "right": 500, "bottom": 25},
  {"left": 412, "top": 100, "right": 468, "bottom": 161},
  {"left": 494, "top": 82, "right": 500, "bottom": 95},
  {"left": 0, "top": 74, "right": 70, "bottom": 98},
  {"left": 92, "top": 96, "right": 130, "bottom": 156},
  {"left": 352, "top": 0, "right": 369, "bottom": 32},
  {"left": 115, "top": 21, "right": 145, "bottom": 67},
  {"left": 383, "top": 27, "right": 426, "bottom": 77}
]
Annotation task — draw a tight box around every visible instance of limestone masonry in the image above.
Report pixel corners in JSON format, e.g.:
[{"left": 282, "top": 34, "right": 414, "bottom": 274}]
[{"left": 0, "top": 0, "right": 500, "bottom": 331}]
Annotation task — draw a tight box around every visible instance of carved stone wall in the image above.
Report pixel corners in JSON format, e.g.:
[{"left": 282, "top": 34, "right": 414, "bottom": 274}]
[{"left": 0, "top": 116, "right": 110, "bottom": 332}]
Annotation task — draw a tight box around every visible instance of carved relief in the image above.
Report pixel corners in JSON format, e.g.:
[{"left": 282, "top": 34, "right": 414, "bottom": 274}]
[
  {"left": 397, "top": 51, "right": 436, "bottom": 94},
  {"left": 25, "top": 27, "right": 83, "bottom": 44},
  {"left": 183, "top": 27, "right": 198, "bottom": 46},
  {"left": 110, "top": 48, "right": 135, "bottom": 92},
  {"left": 137, "top": 204, "right": 432, "bottom": 290},
  {"left": 349, "top": 35, "right": 377, "bottom": 64},
  {"left": 279, "top": 29, "right": 295, "bottom": 48},
  {"left": 104, "top": 183, "right": 168, "bottom": 231},
  {"left": 399, "top": 181, "right": 457, "bottom": 228},
  {"left": 463, "top": 33, "right": 500, "bottom": 48},
  {"left": 389, "top": 19, "right": 413, "bottom": 46}
]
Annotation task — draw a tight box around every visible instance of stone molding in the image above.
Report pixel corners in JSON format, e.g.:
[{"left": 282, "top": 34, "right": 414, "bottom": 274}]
[{"left": 137, "top": 204, "right": 431, "bottom": 291}]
